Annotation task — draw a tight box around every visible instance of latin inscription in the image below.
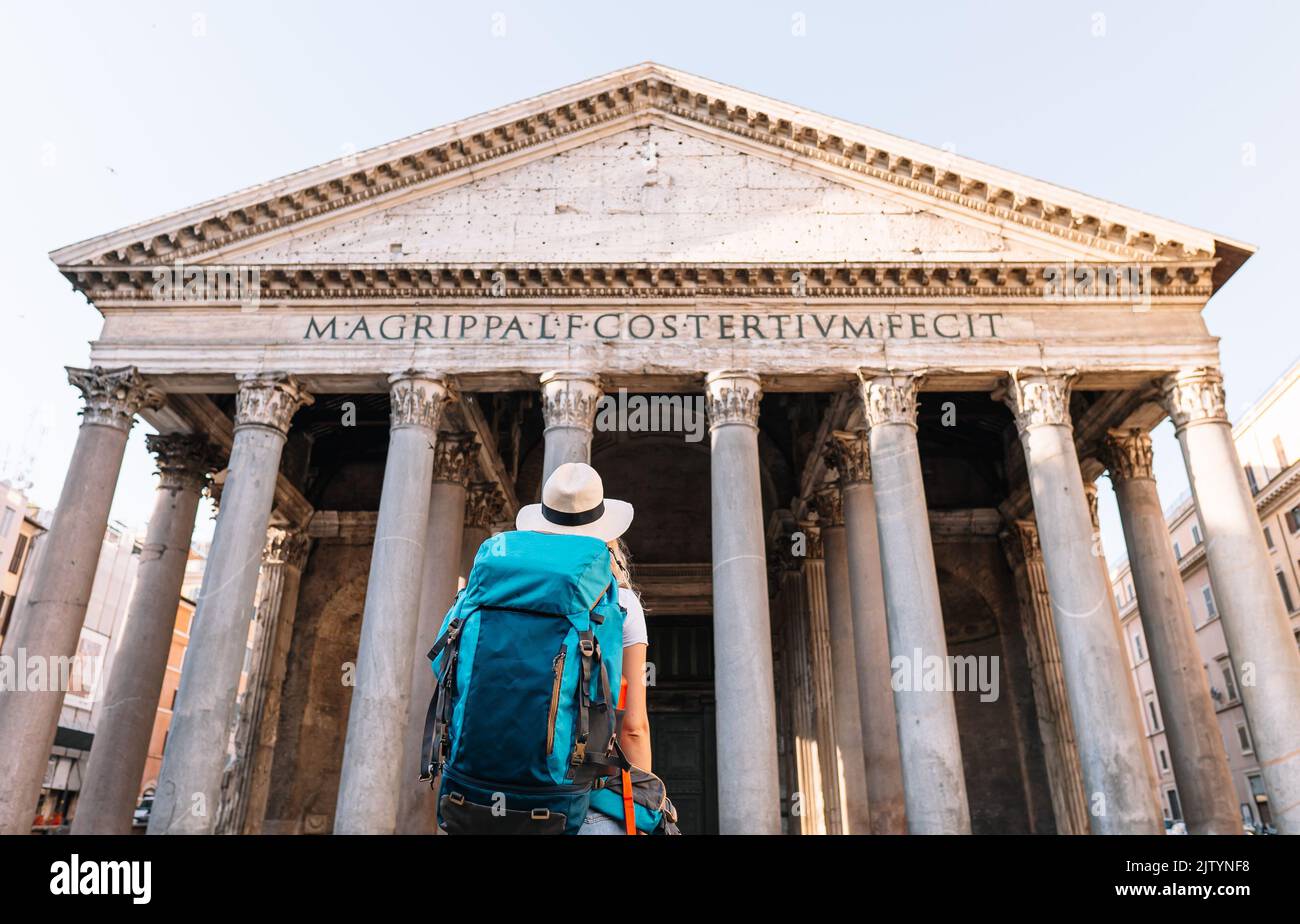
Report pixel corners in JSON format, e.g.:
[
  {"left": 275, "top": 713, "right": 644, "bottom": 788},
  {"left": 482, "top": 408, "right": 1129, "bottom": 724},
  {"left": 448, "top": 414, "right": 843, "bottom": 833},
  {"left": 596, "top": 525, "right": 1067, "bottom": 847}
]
[{"left": 303, "top": 310, "right": 1005, "bottom": 342}]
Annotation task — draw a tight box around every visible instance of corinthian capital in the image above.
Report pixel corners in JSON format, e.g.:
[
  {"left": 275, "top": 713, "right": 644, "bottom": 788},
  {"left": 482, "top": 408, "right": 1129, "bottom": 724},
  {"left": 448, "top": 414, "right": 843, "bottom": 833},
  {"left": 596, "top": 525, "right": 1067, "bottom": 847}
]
[
  {"left": 859, "top": 372, "right": 922, "bottom": 430},
  {"left": 1001, "top": 368, "right": 1075, "bottom": 435},
  {"left": 1161, "top": 367, "right": 1228, "bottom": 430},
  {"left": 705, "top": 370, "right": 761, "bottom": 430},
  {"left": 387, "top": 372, "right": 448, "bottom": 432},
  {"left": 264, "top": 526, "right": 311, "bottom": 571},
  {"left": 235, "top": 373, "right": 314, "bottom": 435},
  {"left": 540, "top": 372, "right": 602, "bottom": 431},
  {"left": 812, "top": 484, "right": 844, "bottom": 527},
  {"left": 146, "top": 433, "right": 223, "bottom": 494},
  {"left": 432, "top": 432, "right": 477, "bottom": 485},
  {"left": 825, "top": 429, "right": 872, "bottom": 484},
  {"left": 1102, "top": 428, "right": 1155, "bottom": 482},
  {"left": 66, "top": 365, "right": 164, "bottom": 432},
  {"left": 465, "top": 481, "right": 506, "bottom": 528}
]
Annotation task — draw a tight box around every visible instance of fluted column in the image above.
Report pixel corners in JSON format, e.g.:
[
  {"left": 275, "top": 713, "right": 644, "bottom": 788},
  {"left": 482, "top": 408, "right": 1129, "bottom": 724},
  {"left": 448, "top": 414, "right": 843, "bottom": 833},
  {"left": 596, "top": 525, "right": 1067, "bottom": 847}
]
[
  {"left": 798, "top": 526, "right": 845, "bottom": 834},
  {"left": 811, "top": 485, "right": 873, "bottom": 833},
  {"left": 1102, "top": 428, "right": 1240, "bottom": 834},
  {"left": 398, "top": 431, "right": 476, "bottom": 834},
  {"left": 860, "top": 371, "right": 970, "bottom": 834},
  {"left": 706, "top": 370, "right": 781, "bottom": 834},
  {"left": 1163, "top": 368, "right": 1300, "bottom": 834},
  {"left": 0, "top": 366, "right": 162, "bottom": 834},
  {"left": 1001, "top": 369, "right": 1161, "bottom": 834},
  {"left": 540, "top": 372, "right": 602, "bottom": 482},
  {"left": 1002, "top": 520, "right": 1090, "bottom": 834},
  {"left": 826, "top": 429, "right": 907, "bottom": 834},
  {"left": 229, "top": 527, "right": 310, "bottom": 835},
  {"left": 72, "top": 435, "right": 220, "bottom": 834},
  {"left": 335, "top": 372, "right": 449, "bottom": 835},
  {"left": 149, "top": 374, "right": 311, "bottom": 834}
]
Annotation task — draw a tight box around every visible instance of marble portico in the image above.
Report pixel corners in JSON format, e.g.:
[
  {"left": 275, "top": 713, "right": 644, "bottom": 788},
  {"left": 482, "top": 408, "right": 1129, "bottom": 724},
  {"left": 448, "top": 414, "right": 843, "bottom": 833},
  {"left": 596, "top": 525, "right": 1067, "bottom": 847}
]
[{"left": 7, "top": 63, "right": 1296, "bottom": 835}]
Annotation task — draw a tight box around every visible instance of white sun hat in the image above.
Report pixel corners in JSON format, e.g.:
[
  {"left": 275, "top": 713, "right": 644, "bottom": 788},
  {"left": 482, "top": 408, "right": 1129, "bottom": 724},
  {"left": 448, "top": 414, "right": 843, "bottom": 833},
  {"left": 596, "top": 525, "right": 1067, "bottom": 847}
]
[{"left": 515, "top": 462, "right": 634, "bottom": 542}]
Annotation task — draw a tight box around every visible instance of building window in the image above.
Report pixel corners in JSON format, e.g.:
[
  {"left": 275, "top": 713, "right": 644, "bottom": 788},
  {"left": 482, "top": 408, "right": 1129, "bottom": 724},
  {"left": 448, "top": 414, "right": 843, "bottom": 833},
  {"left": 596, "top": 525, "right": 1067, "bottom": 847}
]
[
  {"left": 0, "top": 507, "right": 15, "bottom": 536},
  {"left": 1236, "top": 723, "right": 1254, "bottom": 755},
  {"left": 0, "top": 592, "right": 12, "bottom": 639},
  {"left": 1158, "top": 748, "right": 1169, "bottom": 772},
  {"left": 1245, "top": 465, "right": 1259, "bottom": 494},
  {"left": 1145, "top": 693, "right": 1162, "bottom": 733},
  {"left": 1218, "top": 658, "right": 1240, "bottom": 703},
  {"left": 1287, "top": 505, "right": 1300, "bottom": 534},
  {"left": 1191, "top": 523, "right": 1202, "bottom": 545},
  {"left": 1173, "top": 541, "right": 1182, "bottom": 560},
  {"left": 1126, "top": 582, "right": 1134, "bottom": 602},
  {"left": 1275, "top": 435, "right": 1289, "bottom": 470},
  {"left": 7, "top": 533, "right": 29, "bottom": 574},
  {"left": 1202, "top": 586, "right": 1217, "bottom": 619},
  {"left": 1167, "top": 789, "right": 1183, "bottom": 822},
  {"left": 1264, "top": 526, "right": 1274, "bottom": 549},
  {"left": 1248, "top": 774, "right": 1273, "bottom": 828},
  {"left": 1277, "top": 571, "right": 1297, "bottom": 613},
  {"left": 1132, "top": 633, "right": 1145, "bottom": 662}
]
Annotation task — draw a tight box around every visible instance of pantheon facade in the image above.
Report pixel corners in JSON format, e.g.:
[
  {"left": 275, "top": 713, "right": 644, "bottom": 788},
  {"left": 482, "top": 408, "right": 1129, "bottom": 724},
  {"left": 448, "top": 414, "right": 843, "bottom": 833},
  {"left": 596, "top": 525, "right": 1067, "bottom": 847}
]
[{"left": 1, "top": 64, "right": 1296, "bottom": 835}]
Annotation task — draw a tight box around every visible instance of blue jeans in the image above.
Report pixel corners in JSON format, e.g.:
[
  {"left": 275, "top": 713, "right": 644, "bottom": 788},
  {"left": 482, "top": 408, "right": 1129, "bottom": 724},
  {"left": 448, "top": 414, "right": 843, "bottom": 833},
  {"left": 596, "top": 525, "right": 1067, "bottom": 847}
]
[{"left": 577, "top": 809, "right": 626, "bottom": 835}]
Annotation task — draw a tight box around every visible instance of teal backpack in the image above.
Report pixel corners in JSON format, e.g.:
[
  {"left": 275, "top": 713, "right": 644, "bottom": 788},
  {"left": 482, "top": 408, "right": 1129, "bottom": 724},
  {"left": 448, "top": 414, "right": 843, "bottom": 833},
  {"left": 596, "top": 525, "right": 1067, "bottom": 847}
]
[{"left": 419, "top": 530, "right": 629, "bottom": 834}]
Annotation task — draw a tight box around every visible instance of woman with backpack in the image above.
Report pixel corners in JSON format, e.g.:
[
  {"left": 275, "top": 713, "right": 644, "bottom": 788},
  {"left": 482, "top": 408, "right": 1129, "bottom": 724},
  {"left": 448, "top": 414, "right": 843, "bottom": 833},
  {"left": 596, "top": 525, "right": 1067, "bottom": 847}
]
[{"left": 515, "top": 462, "right": 652, "bottom": 834}]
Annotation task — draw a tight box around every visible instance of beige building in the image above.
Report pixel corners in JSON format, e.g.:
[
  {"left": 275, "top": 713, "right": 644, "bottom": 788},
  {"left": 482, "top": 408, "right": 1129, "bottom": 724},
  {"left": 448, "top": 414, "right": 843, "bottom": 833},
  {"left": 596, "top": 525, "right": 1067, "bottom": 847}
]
[
  {"left": 1, "top": 63, "right": 1297, "bottom": 836},
  {"left": 1113, "top": 359, "right": 1300, "bottom": 831},
  {"left": 0, "top": 481, "right": 43, "bottom": 650}
]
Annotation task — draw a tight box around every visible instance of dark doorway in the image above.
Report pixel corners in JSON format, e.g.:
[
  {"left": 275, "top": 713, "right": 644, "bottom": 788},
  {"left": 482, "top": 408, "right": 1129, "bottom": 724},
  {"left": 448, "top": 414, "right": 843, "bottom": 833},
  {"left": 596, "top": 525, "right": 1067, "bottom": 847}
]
[{"left": 645, "top": 615, "right": 718, "bottom": 835}]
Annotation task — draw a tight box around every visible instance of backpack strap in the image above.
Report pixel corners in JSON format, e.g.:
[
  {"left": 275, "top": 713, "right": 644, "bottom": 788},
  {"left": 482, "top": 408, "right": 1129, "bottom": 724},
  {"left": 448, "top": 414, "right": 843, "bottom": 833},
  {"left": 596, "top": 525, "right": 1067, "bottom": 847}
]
[
  {"left": 571, "top": 631, "right": 595, "bottom": 767},
  {"left": 419, "top": 616, "right": 463, "bottom": 783}
]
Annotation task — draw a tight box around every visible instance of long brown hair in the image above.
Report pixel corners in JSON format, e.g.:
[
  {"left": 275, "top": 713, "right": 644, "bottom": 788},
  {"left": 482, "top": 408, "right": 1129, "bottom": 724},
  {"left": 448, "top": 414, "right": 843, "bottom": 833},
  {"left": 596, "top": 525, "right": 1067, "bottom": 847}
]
[{"left": 608, "top": 538, "right": 637, "bottom": 593}]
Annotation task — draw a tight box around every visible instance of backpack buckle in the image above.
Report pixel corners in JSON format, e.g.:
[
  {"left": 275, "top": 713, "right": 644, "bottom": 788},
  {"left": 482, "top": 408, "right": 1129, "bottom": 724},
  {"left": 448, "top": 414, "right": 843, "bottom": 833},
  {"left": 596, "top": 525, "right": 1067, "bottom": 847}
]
[
  {"left": 530, "top": 808, "right": 551, "bottom": 820},
  {"left": 579, "top": 639, "right": 595, "bottom": 657},
  {"left": 571, "top": 741, "right": 587, "bottom": 765}
]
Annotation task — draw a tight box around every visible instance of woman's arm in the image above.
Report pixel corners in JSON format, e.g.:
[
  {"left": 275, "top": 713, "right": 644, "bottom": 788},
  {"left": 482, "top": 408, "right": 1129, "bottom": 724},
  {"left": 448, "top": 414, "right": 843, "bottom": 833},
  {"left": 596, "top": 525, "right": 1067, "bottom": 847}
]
[{"left": 619, "top": 642, "right": 652, "bottom": 770}]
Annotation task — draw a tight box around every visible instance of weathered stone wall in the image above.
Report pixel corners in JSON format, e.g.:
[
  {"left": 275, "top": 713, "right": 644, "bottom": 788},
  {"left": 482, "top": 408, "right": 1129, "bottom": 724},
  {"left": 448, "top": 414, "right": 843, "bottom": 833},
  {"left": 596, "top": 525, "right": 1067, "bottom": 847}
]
[
  {"left": 935, "top": 539, "right": 1055, "bottom": 834},
  {"left": 263, "top": 535, "right": 370, "bottom": 834}
]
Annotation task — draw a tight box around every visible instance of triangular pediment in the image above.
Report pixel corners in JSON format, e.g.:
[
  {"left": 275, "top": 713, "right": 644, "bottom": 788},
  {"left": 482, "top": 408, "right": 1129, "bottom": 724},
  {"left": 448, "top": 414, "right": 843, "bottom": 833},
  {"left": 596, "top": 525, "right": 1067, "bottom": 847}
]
[
  {"left": 226, "top": 125, "right": 1060, "bottom": 265},
  {"left": 51, "top": 61, "right": 1252, "bottom": 297}
]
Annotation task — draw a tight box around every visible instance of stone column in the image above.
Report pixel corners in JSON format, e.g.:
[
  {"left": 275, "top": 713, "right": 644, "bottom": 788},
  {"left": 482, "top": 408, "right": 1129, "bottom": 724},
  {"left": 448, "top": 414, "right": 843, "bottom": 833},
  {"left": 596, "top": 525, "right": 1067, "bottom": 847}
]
[
  {"left": 397, "top": 431, "right": 475, "bottom": 835},
  {"left": 798, "top": 526, "right": 845, "bottom": 834},
  {"left": 459, "top": 481, "right": 504, "bottom": 585},
  {"left": 335, "top": 372, "right": 449, "bottom": 835},
  {"left": 0, "top": 366, "right": 161, "bottom": 835},
  {"left": 1163, "top": 368, "right": 1300, "bottom": 834},
  {"left": 539, "top": 371, "right": 602, "bottom": 482},
  {"left": 72, "top": 434, "right": 220, "bottom": 835},
  {"left": 220, "top": 527, "right": 309, "bottom": 836},
  {"left": 1001, "top": 369, "right": 1162, "bottom": 834},
  {"left": 706, "top": 370, "right": 781, "bottom": 834},
  {"left": 148, "top": 373, "right": 311, "bottom": 835},
  {"left": 860, "top": 371, "right": 970, "bottom": 834},
  {"left": 811, "top": 485, "right": 873, "bottom": 834},
  {"left": 1002, "top": 520, "right": 1091, "bottom": 835},
  {"left": 1102, "top": 428, "right": 1241, "bottom": 835},
  {"left": 826, "top": 429, "right": 908, "bottom": 835}
]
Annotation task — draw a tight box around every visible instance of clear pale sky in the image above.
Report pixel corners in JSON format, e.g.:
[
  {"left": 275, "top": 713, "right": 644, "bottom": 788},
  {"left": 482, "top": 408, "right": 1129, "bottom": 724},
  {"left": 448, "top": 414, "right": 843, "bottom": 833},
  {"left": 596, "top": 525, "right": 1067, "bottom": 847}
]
[{"left": 1, "top": 0, "right": 1296, "bottom": 560}]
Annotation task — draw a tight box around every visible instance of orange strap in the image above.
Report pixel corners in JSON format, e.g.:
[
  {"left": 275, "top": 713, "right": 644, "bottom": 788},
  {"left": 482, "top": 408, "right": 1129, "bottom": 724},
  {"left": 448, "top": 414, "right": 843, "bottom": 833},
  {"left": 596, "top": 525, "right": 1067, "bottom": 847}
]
[{"left": 618, "top": 676, "right": 635, "bottom": 835}]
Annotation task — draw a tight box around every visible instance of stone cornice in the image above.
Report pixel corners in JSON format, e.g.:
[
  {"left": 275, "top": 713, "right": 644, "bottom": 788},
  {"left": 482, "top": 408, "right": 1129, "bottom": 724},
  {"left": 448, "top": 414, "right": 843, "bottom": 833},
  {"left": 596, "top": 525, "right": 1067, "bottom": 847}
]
[
  {"left": 60, "top": 259, "right": 1217, "bottom": 303},
  {"left": 54, "top": 65, "right": 1234, "bottom": 279}
]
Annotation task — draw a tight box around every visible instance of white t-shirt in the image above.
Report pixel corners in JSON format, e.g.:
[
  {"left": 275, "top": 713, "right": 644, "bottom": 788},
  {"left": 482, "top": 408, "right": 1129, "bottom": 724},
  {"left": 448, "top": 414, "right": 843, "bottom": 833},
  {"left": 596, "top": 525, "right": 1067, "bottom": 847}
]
[{"left": 619, "top": 586, "right": 648, "bottom": 649}]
